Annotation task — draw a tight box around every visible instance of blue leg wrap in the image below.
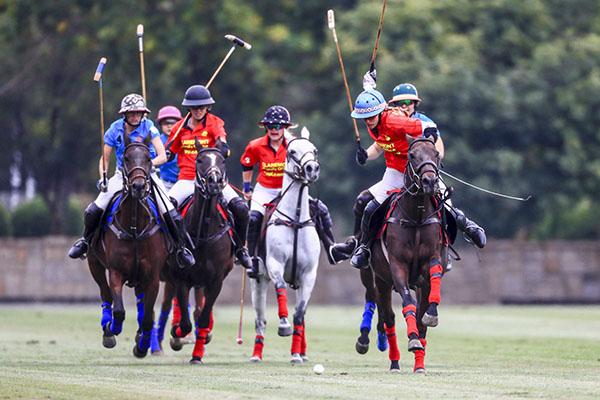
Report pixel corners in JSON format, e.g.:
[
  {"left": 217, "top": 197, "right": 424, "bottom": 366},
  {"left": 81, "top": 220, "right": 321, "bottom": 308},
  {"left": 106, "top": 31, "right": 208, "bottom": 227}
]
[
  {"left": 138, "top": 329, "right": 152, "bottom": 352},
  {"left": 157, "top": 310, "right": 170, "bottom": 343},
  {"left": 110, "top": 316, "right": 123, "bottom": 335},
  {"left": 360, "top": 301, "right": 376, "bottom": 332},
  {"left": 136, "top": 293, "right": 145, "bottom": 330},
  {"left": 377, "top": 329, "right": 389, "bottom": 352},
  {"left": 100, "top": 302, "right": 112, "bottom": 330},
  {"left": 150, "top": 324, "right": 160, "bottom": 353}
]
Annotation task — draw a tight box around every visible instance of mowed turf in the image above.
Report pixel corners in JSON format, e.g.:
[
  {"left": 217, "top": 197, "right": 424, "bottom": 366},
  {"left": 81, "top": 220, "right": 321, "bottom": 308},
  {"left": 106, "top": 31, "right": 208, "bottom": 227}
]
[{"left": 0, "top": 304, "right": 599, "bottom": 400}]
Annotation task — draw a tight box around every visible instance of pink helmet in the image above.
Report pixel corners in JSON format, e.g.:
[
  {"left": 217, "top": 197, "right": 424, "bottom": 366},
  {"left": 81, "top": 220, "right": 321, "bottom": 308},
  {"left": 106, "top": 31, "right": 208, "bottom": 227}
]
[{"left": 156, "top": 105, "right": 182, "bottom": 123}]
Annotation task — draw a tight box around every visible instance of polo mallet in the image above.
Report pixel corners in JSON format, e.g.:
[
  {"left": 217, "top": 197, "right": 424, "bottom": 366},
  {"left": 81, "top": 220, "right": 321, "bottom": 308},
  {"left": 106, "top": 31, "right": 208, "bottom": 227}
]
[
  {"left": 370, "top": 0, "right": 388, "bottom": 73},
  {"left": 236, "top": 268, "right": 247, "bottom": 345},
  {"left": 327, "top": 10, "right": 361, "bottom": 145},
  {"left": 93, "top": 57, "right": 108, "bottom": 190},
  {"left": 137, "top": 24, "right": 147, "bottom": 102},
  {"left": 166, "top": 34, "right": 252, "bottom": 150}
]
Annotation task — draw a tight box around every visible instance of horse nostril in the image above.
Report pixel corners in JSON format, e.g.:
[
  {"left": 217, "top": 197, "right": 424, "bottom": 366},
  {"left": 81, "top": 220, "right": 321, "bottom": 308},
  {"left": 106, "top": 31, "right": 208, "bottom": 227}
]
[{"left": 306, "top": 165, "right": 312, "bottom": 173}]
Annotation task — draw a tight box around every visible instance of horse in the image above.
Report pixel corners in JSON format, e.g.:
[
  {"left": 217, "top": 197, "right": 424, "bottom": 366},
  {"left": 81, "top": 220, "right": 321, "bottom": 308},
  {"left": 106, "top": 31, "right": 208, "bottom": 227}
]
[
  {"left": 87, "top": 134, "right": 169, "bottom": 357},
  {"left": 370, "top": 135, "right": 444, "bottom": 373},
  {"left": 249, "top": 128, "right": 321, "bottom": 363},
  {"left": 167, "top": 143, "right": 233, "bottom": 364}
]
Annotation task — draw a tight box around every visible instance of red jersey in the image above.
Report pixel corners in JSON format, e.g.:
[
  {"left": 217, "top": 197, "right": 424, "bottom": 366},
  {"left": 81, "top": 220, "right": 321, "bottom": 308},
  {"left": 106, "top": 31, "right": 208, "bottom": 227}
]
[
  {"left": 168, "top": 113, "right": 227, "bottom": 180},
  {"left": 240, "top": 135, "right": 287, "bottom": 189},
  {"left": 368, "top": 110, "right": 426, "bottom": 173}
]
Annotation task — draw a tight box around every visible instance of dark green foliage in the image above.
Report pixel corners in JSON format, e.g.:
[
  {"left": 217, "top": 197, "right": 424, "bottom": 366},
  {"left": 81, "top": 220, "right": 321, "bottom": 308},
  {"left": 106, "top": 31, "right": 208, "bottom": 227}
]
[
  {"left": 62, "top": 198, "right": 83, "bottom": 236},
  {"left": 0, "top": 204, "right": 10, "bottom": 237},
  {"left": 11, "top": 198, "right": 52, "bottom": 237}
]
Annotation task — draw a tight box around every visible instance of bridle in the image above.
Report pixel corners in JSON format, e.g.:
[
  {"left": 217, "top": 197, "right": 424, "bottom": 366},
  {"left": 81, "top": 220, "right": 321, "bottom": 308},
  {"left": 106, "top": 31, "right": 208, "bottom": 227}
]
[
  {"left": 122, "top": 142, "right": 152, "bottom": 199},
  {"left": 404, "top": 137, "right": 440, "bottom": 195},
  {"left": 284, "top": 138, "right": 319, "bottom": 184},
  {"left": 195, "top": 148, "right": 227, "bottom": 197}
]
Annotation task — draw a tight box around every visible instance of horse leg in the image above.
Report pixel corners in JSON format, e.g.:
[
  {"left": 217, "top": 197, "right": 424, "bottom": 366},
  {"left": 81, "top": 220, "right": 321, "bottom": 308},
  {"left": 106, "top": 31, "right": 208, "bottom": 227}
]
[
  {"left": 134, "top": 286, "right": 144, "bottom": 344},
  {"left": 389, "top": 261, "right": 423, "bottom": 353},
  {"left": 274, "top": 280, "right": 291, "bottom": 337},
  {"left": 152, "top": 281, "right": 174, "bottom": 355},
  {"left": 193, "top": 287, "right": 212, "bottom": 344},
  {"left": 133, "top": 272, "right": 159, "bottom": 358},
  {"left": 171, "top": 281, "right": 192, "bottom": 339},
  {"left": 375, "top": 276, "right": 400, "bottom": 372},
  {"left": 190, "top": 282, "right": 222, "bottom": 364},
  {"left": 290, "top": 266, "right": 317, "bottom": 364},
  {"left": 422, "top": 258, "right": 443, "bottom": 327},
  {"left": 413, "top": 286, "right": 428, "bottom": 374},
  {"left": 250, "top": 276, "right": 269, "bottom": 362},
  {"left": 356, "top": 267, "right": 376, "bottom": 354},
  {"left": 107, "top": 269, "right": 126, "bottom": 338},
  {"left": 88, "top": 256, "right": 115, "bottom": 349}
]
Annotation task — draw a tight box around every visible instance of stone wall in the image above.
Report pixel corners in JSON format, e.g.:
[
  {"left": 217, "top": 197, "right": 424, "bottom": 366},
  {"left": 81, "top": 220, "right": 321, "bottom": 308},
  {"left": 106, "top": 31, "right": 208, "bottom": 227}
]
[{"left": 1, "top": 237, "right": 599, "bottom": 304}]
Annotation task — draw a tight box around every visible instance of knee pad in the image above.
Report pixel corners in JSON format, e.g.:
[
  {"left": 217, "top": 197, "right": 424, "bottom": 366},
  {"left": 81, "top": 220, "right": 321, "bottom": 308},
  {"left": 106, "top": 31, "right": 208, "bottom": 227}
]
[
  {"left": 249, "top": 210, "right": 264, "bottom": 227},
  {"left": 354, "top": 190, "right": 374, "bottom": 218}
]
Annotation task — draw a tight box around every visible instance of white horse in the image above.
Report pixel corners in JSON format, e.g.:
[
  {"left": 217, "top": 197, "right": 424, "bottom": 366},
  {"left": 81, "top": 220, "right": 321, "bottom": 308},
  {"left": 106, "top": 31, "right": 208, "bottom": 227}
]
[{"left": 249, "top": 128, "right": 321, "bottom": 364}]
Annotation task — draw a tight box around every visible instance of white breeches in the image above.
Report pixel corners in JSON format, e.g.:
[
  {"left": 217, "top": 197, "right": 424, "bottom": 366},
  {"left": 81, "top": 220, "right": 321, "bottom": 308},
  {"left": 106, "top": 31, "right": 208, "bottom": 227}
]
[
  {"left": 250, "top": 183, "right": 280, "bottom": 214},
  {"left": 368, "top": 167, "right": 406, "bottom": 203},
  {"left": 168, "top": 179, "right": 239, "bottom": 207},
  {"left": 93, "top": 169, "right": 174, "bottom": 214}
]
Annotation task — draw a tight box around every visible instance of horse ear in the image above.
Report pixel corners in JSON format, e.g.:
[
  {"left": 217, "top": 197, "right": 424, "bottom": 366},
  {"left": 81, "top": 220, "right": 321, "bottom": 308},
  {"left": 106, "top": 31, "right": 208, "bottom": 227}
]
[
  {"left": 124, "top": 133, "right": 131, "bottom": 146},
  {"left": 195, "top": 137, "right": 202, "bottom": 151},
  {"left": 284, "top": 129, "right": 296, "bottom": 141},
  {"left": 406, "top": 134, "right": 415, "bottom": 145},
  {"left": 300, "top": 126, "right": 310, "bottom": 139}
]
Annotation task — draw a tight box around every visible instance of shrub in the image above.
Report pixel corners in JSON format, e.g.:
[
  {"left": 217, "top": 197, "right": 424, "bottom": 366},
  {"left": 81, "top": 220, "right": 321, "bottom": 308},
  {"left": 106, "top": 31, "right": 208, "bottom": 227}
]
[
  {"left": 0, "top": 204, "right": 10, "bottom": 237},
  {"left": 62, "top": 198, "right": 84, "bottom": 236},
  {"left": 12, "top": 197, "right": 52, "bottom": 237}
]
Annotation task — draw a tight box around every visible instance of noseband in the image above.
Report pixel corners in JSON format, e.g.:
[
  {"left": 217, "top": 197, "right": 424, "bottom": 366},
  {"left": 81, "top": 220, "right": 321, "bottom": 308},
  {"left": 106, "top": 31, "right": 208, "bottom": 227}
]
[
  {"left": 285, "top": 138, "right": 319, "bottom": 183},
  {"left": 122, "top": 142, "right": 152, "bottom": 198},
  {"left": 405, "top": 137, "right": 439, "bottom": 194}
]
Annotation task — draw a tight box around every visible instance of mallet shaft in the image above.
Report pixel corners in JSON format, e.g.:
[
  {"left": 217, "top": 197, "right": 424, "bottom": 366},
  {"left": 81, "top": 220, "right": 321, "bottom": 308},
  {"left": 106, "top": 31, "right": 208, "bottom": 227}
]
[{"left": 137, "top": 24, "right": 147, "bottom": 102}]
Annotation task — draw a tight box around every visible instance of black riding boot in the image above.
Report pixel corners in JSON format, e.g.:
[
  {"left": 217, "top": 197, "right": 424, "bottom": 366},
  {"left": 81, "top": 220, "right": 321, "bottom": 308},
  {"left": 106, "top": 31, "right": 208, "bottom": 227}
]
[
  {"left": 453, "top": 208, "right": 486, "bottom": 248},
  {"left": 164, "top": 209, "right": 196, "bottom": 268},
  {"left": 330, "top": 190, "right": 373, "bottom": 259},
  {"left": 310, "top": 199, "right": 345, "bottom": 265},
  {"left": 247, "top": 210, "right": 263, "bottom": 279},
  {"left": 350, "top": 199, "right": 381, "bottom": 269},
  {"left": 228, "top": 197, "right": 253, "bottom": 270},
  {"left": 68, "top": 203, "right": 104, "bottom": 259}
]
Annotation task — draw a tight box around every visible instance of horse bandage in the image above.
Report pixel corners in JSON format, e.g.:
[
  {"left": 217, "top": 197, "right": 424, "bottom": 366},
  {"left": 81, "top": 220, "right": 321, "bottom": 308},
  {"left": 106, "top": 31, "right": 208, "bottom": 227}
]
[{"left": 429, "top": 263, "right": 443, "bottom": 304}]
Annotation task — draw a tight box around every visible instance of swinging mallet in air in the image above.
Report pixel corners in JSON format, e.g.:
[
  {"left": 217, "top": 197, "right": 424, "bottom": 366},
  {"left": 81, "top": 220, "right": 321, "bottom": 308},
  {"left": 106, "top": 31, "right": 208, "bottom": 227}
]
[
  {"left": 370, "top": 0, "right": 388, "bottom": 73},
  {"left": 93, "top": 57, "right": 108, "bottom": 191},
  {"left": 327, "top": 9, "right": 361, "bottom": 145},
  {"left": 137, "top": 24, "right": 147, "bottom": 102},
  {"left": 166, "top": 34, "right": 252, "bottom": 150}
]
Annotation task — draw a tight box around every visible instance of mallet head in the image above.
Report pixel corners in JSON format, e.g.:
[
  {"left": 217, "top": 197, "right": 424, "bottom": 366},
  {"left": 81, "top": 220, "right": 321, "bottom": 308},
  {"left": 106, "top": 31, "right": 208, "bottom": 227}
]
[
  {"left": 137, "top": 24, "right": 144, "bottom": 37},
  {"left": 225, "top": 34, "right": 252, "bottom": 50},
  {"left": 94, "top": 57, "right": 107, "bottom": 82},
  {"left": 327, "top": 10, "right": 335, "bottom": 30}
]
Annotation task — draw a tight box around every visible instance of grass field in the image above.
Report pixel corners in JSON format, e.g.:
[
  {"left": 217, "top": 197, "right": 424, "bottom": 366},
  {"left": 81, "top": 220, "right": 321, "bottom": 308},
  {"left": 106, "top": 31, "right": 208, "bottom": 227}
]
[{"left": 1, "top": 304, "right": 599, "bottom": 400}]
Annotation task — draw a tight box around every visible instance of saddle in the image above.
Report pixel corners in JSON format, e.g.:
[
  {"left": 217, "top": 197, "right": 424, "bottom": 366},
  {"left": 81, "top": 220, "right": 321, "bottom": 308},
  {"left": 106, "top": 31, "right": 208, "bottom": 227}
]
[
  {"left": 178, "top": 194, "right": 233, "bottom": 244},
  {"left": 102, "top": 191, "right": 164, "bottom": 241}
]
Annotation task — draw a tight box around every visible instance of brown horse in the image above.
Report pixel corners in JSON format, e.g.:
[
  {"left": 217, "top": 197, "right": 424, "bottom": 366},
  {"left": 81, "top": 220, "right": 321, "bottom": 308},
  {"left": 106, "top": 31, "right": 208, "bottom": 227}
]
[
  {"left": 371, "top": 136, "right": 444, "bottom": 373},
  {"left": 87, "top": 135, "right": 169, "bottom": 357},
  {"left": 168, "top": 144, "right": 234, "bottom": 364}
]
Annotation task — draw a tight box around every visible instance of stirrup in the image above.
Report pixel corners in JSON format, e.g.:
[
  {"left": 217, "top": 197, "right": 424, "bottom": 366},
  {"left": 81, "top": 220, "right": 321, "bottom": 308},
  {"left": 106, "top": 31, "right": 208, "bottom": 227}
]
[
  {"left": 350, "top": 245, "right": 371, "bottom": 270},
  {"left": 176, "top": 247, "right": 195, "bottom": 269},
  {"left": 68, "top": 238, "right": 89, "bottom": 260}
]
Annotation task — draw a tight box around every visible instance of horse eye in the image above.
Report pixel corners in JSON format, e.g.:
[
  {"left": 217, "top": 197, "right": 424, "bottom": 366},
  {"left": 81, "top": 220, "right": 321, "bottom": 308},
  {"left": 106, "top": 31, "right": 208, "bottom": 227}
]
[
  {"left": 290, "top": 150, "right": 296, "bottom": 155},
  {"left": 124, "top": 156, "right": 129, "bottom": 162}
]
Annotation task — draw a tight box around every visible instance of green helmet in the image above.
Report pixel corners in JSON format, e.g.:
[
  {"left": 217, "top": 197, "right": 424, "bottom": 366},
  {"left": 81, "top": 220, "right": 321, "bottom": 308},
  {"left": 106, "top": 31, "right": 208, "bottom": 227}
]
[{"left": 389, "top": 83, "right": 421, "bottom": 104}]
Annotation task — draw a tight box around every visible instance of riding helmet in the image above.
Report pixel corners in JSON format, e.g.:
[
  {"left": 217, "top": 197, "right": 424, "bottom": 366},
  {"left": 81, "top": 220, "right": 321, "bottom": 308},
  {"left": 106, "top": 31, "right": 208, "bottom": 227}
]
[
  {"left": 351, "top": 89, "right": 387, "bottom": 119},
  {"left": 182, "top": 85, "right": 215, "bottom": 107},
  {"left": 258, "top": 105, "right": 293, "bottom": 127},
  {"left": 119, "top": 93, "right": 150, "bottom": 114},
  {"left": 389, "top": 83, "right": 421, "bottom": 104},
  {"left": 156, "top": 106, "right": 182, "bottom": 124}
]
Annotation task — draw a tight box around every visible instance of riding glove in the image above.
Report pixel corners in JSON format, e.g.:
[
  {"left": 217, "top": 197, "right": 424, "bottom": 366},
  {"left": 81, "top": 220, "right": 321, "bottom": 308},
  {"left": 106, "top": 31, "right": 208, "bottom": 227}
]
[
  {"left": 355, "top": 144, "right": 368, "bottom": 166},
  {"left": 362, "top": 69, "right": 377, "bottom": 91}
]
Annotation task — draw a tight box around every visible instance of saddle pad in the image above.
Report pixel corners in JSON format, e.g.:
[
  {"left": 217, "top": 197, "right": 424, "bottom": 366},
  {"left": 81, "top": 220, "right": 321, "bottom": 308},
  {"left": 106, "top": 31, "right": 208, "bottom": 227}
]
[{"left": 103, "top": 192, "right": 161, "bottom": 230}]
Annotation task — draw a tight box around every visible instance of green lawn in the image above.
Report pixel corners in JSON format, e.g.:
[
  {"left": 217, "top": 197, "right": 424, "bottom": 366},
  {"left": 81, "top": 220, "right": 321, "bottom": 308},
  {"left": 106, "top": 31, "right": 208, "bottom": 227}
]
[{"left": 0, "top": 304, "right": 599, "bottom": 399}]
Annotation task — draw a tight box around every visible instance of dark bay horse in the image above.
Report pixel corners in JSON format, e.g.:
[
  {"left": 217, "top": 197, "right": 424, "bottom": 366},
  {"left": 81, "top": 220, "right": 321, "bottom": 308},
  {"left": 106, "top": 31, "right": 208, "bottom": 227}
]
[
  {"left": 168, "top": 144, "right": 234, "bottom": 364},
  {"left": 371, "top": 136, "right": 444, "bottom": 373},
  {"left": 87, "top": 135, "right": 168, "bottom": 357}
]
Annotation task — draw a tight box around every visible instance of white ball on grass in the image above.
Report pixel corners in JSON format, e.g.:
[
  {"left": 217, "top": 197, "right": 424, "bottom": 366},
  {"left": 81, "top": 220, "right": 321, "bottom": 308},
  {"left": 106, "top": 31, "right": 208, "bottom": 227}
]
[{"left": 313, "top": 364, "right": 325, "bottom": 375}]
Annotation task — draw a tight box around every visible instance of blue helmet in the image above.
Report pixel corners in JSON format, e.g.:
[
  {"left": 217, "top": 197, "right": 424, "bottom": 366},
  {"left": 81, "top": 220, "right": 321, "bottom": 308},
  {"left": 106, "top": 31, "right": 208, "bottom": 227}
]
[
  {"left": 182, "top": 85, "right": 215, "bottom": 107},
  {"left": 351, "top": 89, "right": 387, "bottom": 119},
  {"left": 389, "top": 83, "right": 421, "bottom": 104}
]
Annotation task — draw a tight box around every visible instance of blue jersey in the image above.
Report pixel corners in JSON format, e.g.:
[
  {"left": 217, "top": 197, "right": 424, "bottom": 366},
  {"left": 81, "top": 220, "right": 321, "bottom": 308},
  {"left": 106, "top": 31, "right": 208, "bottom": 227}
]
[
  {"left": 104, "top": 118, "right": 160, "bottom": 170},
  {"left": 157, "top": 133, "right": 179, "bottom": 183},
  {"left": 413, "top": 112, "right": 442, "bottom": 137}
]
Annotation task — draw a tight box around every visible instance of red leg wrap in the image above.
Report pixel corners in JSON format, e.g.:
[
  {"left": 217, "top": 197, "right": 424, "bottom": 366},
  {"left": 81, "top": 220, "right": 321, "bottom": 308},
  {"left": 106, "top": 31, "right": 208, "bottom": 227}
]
[
  {"left": 300, "top": 322, "right": 307, "bottom": 355},
  {"left": 413, "top": 338, "right": 427, "bottom": 372},
  {"left": 192, "top": 327, "right": 210, "bottom": 359},
  {"left": 385, "top": 324, "right": 400, "bottom": 361},
  {"left": 172, "top": 297, "right": 181, "bottom": 327},
  {"left": 291, "top": 324, "right": 304, "bottom": 355},
  {"left": 276, "top": 288, "right": 288, "bottom": 318},
  {"left": 429, "top": 264, "right": 443, "bottom": 305},
  {"left": 402, "top": 304, "right": 419, "bottom": 338},
  {"left": 252, "top": 335, "right": 264, "bottom": 360}
]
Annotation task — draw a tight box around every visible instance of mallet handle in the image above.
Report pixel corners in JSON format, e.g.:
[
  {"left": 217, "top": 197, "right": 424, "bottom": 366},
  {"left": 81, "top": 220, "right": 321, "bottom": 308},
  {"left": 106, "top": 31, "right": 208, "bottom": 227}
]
[
  {"left": 94, "top": 57, "right": 108, "bottom": 186},
  {"left": 137, "top": 24, "right": 147, "bottom": 102},
  {"left": 370, "top": 0, "right": 388, "bottom": 72}
]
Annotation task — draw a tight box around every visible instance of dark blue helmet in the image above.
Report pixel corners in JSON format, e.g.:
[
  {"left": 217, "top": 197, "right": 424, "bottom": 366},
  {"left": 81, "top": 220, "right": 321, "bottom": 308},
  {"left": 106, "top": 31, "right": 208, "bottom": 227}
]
[{"left": 182, "top": 85, "right": 215, "bottom": 107}]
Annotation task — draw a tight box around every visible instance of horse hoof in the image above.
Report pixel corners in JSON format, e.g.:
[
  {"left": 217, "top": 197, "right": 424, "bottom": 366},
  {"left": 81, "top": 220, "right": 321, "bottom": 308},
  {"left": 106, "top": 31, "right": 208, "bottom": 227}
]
[
  {"left": 414, "top": 368, "right": 427, "bottom": 374},
  {"left": 132, "top": 344, "right": 148, "bottom": 358},
  {"left": 355, "top": 339, "right": 369, "bottom": 355},
  {"left": 249, "top": 356, "right": 262, "bottom": 363},
  {"left": 422, "top": 313, "right": 438, "bottom": 327},
  {"left": 189, "top": 357, "right": 203, "bottom": 365},
  {"left": 278, "top": 325, "right": 292, "bottom": 337},
  {"left": 290, "top": 353, "right": 304, "bottom": 364},
  {"left": 408, "top": 338, "right": 424, "bottom": 352},
  {"left": 300, "top": 354, "right": 309, "bottom": 362},
  {"left": 205, "top": 331, "right": 213, "bottom": 345},
  {"left": 135, "top": 331, "right": 141, "bottom": 345},
  {"left": 151, "top": 349, "right": 164, "bottom": 356},
  {"left": 102, "top": 334, "right": 116, "bottom": 349},
  {"left": 389, "top": 360, "right": 400, "bottom": 372},
  {"left": 170, "top": 337, "right": 183, "bottom": 351}
]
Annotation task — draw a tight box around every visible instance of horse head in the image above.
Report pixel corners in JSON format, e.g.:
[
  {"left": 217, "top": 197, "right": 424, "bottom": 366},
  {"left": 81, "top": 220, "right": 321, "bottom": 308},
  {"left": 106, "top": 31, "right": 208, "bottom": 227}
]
[
  {"left": 405, "top": 135, "right": 440, "bottom": 195},
  {"left": 194, "top": 138, "right": 227, "bottom": 197},
  {"left": 285, "top": 128, "right": 320, "bottom": 184},
  {"left": 123, "top": 134, "right": 152, "bottom": 200}
]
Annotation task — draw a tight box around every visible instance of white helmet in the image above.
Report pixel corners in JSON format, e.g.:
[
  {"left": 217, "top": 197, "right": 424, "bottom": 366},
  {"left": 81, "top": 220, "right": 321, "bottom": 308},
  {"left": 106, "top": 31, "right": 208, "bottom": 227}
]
[{"left": 119, "top": 93, "right": 150, "bottom": 114}]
